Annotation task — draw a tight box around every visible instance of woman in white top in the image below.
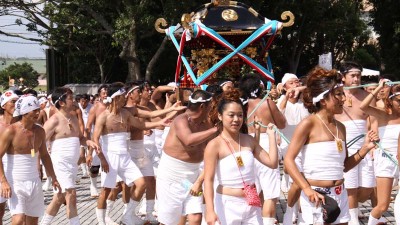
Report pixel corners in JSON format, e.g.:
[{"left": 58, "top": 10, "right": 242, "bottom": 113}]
[
  {"left": 204, "top": 89, "right": 278, "bottom": 225},
  {"left": 284, "top": 67, "right": 378, "bottom": 224},
  {"left": 360, "top": 80, "right": 400, "bottom": 225}
]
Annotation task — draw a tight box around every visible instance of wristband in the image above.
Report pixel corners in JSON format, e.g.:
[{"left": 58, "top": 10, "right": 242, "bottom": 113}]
[{"left": 356, "top": 150, "right": 364, "bottom": 159}]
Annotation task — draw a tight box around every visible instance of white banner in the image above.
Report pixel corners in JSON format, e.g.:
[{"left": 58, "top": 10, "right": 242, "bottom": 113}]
[{"left": 319, "top": 52, "right": 332, "bottom": 70}]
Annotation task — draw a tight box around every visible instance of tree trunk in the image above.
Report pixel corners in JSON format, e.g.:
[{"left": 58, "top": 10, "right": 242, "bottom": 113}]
[
  {"left": 145, "top": 37, "right": 168, "bottom": 81},
  {"left": 95, "top": 57, "right": 105, "bottom": 83},
  {"left": 127, "top": 60, "right": 141, "bottom": 81}
]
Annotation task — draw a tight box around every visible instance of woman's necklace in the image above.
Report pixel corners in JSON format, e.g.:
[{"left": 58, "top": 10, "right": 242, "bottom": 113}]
[
  {"left": 315, "top": 114, "right": 343, "bottom": 152},
  {"left": 222, "top": 134, "right": 244, "bottom": 167}
]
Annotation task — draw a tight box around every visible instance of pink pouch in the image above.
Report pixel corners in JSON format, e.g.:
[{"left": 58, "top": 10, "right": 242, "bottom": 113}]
[{"left": 243, "top": 182, "right": 262, "bottom": 207}]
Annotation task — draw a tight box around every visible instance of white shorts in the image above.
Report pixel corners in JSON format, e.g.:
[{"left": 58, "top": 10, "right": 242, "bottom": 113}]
[
  {"left": 344, "top": 150, "right": 375, "bottom": 188},
  {"left": 255, "top": 160, "right": 280, "bottom": 199},
  {"left": 128, "top": 140, "right": 154, "bottom": 177},
  {"left": 374, "top": 149, "right": 399, "bottom": 178},
  {"left": 215, "top": 193, "right": 262, "bottom": 225},
  {"left": 154, "top": 129, "right": 164, "bottom": 156},
  {"left": 300, "top": 185, "right": 350, "bottom": 224},
  {"left": 101, "top": 152, "right": 143, "bottom": 188},
  {"left": 252, "top": 133, "right": 280, "bottom": 199},
  {"left": 8, "top": 178, "right": 44, "bottom": 217},
  {"left": 156, "top": 153, "right": 202, "bottom": 225},
  {"left": 51, "top": 155, "right": 78, "bottom": 193},
  {"left": 156, "top": 177, "right": 203, "bottom": 224}
]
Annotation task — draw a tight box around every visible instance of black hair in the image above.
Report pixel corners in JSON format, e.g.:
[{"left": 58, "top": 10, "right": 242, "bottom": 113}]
[
  {"left": 239, "top": 73, "right": 263, "bottom": 99},
  {"left": 107, "top": 82, "right": 125, "bottom": 97},
  {"left": 75, "top": 94, "right": 82, "bottom": 102},
  {"left": 23, "top": 89, "right": 37, "bottom": 97},
  {"left": 97, "top": 84, "right": 109, "bottom": 94},
  {"left": 339, "top": 61, "right": 362, "bottom": 75},
  {"left": 80, "top": 94, "right": 90, "bottom": 101},
  {"left": 52, "top": 87, "right": 73, "bottom": 109}
]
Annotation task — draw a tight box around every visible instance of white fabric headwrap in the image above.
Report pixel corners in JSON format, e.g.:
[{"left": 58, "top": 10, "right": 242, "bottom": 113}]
[
  {"left": 219, "top": 81, "right": 232, "bottom": 87},
  {"left": 312, "top": 84, "right": 343, "bottom": 105},
  {"left": 389, "top": 92, "right": 400, "bottom": 99},
  {"left": 13, "top": 95, "right": 40, "bottom": 117},
  {"left": 38, "top": 97, "right": 48, "bottom": 105},
  {"left": 189, "top": 96, "right": 212, "bottom": 103},
  {"left": 125, "top": 86, "right": 140, "bottom": 97},
  {"left": 0, "top": 90, "right": 19, "bottom": 107},
  {"left": 250, "top": 88, "right": 259, "bottom": 98},
  {"left": 281, "top": 73, "right": 298, "bottom": 86},
  {"left": 103, "top": 88, "right": 126, "bottom": 104}
]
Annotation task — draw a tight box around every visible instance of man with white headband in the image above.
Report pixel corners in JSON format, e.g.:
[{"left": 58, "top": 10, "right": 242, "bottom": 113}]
[
  {"left": 89, "top": 82, "right": 170, "bottom": 225},
  {"left": 40, "top": 87, "right": 99, "bottom": 225},
  {"left": 0, "top": 90, "right": 19, "bottom": 225},
  {"left": 85, "top": 84, "right": 109, "bottom": 198},
  {"left": 218, "top": 80, "right": 234, "bottom": 92},
  {"left": 336, "top": 61, "right": 377, "bottom": 225},
  {"left": 156, "top": 90, "right": 218, "bottom": 225},
  {"left": 277, "top": 73, "right": 310, "bottom": 225},
  {"left": 0, "top": 95, "right": 61, "bottom": 225},
  {"left": 124, "top": 81, "right": 186, "bottom": 223},
  {"left": 239, "top": 74, "right": 286, "bottom": 225}
]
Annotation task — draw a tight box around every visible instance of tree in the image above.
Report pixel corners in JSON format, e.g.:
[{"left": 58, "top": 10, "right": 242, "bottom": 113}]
[
  {"left": 258, "top": 0, "right": 369, "bottom": 78},
  {"left": 0, "top": 62, "right": 40, "bottom": 89},
  {"left": 368, "top": 0, "right": 400, "bottom": 76}
]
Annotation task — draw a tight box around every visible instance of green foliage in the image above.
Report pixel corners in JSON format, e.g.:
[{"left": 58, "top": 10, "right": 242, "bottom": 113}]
[
  {"left": 0, "top": 63, "right": 39, "bottom": 89},
  {"left": 259, "top": 0, "right": 370, "bottom": 78},
  {"left": 368, "top": 0, "right": 400, "bottom": 76}
]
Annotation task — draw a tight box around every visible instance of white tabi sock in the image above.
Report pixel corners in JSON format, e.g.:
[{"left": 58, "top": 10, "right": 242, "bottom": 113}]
[
  {"left": 40, "top": 213, "right": 54, "bottom": 225},
  {"left": 283, "top": 206, "right": 293, "bottom": 225},
  {"left": 348, "top": 208, "right": 360, "bottom": 225},
  {"left": 96, "top": 208, "right": 106, "bottom": 225},
  {"left": 146, "top": 199, "right": 155, "bottom": 214},
  {"left": 367, "top": 214, "right": 379, "bottom": 225},
  {"left": 262, "top": 217, "right": 276, "bottom": 225},
  {"left": 80, "top": 163, "right": 88, "bottom": 176},
  {"left": 69, "top": 216, "right": 80, "bottom": 225},
  {"left": 122, "top": 203, "right": 128, "bottom": 215},
  {"left": 90, "top": 176, "right": 97, "bottom": 188},
  {"left": 106, "top": 200, "right": 115, "bottom": 218}
]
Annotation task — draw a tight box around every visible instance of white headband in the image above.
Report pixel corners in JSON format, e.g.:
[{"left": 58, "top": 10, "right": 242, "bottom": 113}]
[
  {"left": 389, "top": 92, "right": 400, "bottom": 99},
  {"left": 312, "top": 84, "right": 343, "bottom": 105},
  {"left": 219, "top": 81, "right": 232, "bottom": 87},
  {"left": 103, "top": 88, "right": 126, "bottom": 104},
  {"left": 126, "top": 86, "right": 140, "bottom": 97},
  {"left": 341, "top": 68, "right": 362, "bottom": 75},
  {"left": 250, "top": 88, "right": 259, "bottom": 98},
  {"left": 189, "top": 96, "right": 212, "bottom": 103},
  {"left": 53, "top": 92, "right": 68, "bottom": 106}
]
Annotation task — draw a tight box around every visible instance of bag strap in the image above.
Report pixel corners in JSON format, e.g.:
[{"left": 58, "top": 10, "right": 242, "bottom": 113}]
[{"left": 220, "top": 135, "right": 246, "bottom": 186}]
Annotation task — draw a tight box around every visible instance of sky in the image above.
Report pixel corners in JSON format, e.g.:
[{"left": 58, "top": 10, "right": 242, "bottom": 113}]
[{"left": 0, "top": 11, "right": 46, "bottom": 59}]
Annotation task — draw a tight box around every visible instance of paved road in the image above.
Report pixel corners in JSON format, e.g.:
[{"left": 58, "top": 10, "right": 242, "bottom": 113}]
[{"left": 2, "top": 170, "right": 398, "bottom": 224}]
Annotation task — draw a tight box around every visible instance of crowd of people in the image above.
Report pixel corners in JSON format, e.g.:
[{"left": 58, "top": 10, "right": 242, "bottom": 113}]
[{"left": 0, "top": 61, "right": 399, "bottom": 225}]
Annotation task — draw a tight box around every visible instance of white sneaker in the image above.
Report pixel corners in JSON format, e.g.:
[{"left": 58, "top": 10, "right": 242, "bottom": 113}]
[
  {"left": 90, "top": 186, "right": 99, "bottom": 198},
  {"left": 145, "top": 214, "right": 158, "bottom": 224},
  {"left": 105, "top": 216, "right": 118, "bottom": 225}
]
